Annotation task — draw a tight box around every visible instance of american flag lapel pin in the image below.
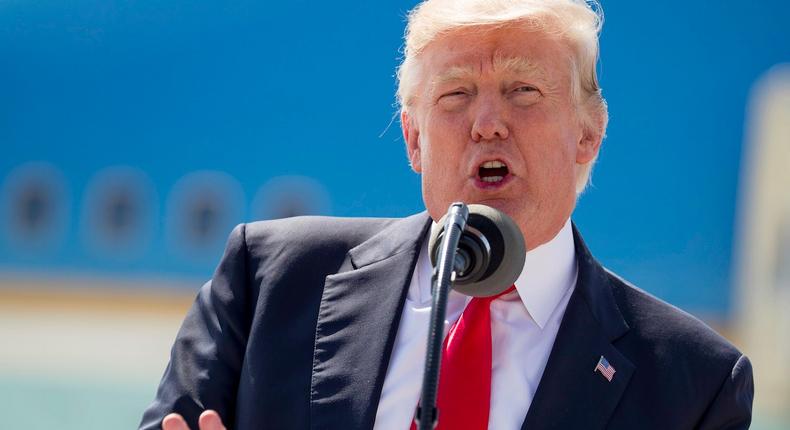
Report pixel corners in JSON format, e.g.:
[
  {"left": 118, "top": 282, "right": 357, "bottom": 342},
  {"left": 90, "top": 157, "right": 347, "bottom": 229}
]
[{"left": 594, "top": 355, "right": 616, "bottom": 382}]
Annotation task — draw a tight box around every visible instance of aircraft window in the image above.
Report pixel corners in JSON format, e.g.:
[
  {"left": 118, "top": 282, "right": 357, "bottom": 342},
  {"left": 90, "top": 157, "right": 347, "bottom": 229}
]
[
  {"left": 252, "top": 175, "right": 330, "bottom": 221},
  {"left": 2, "top": 162, "right": 68, "bottom": 250},
  {"left": 82, "top": 166, "right": 155, "bottom": 256},
  {"left": 167, "top": 171, "right": 244, "bottom": 260}
]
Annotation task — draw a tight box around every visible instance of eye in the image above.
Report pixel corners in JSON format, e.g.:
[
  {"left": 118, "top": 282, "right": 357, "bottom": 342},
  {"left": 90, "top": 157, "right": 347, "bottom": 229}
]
[
  {"left": 510, "top": 84, "right": 542, "bottom": 106},
  {"left": 514, "top": 85, "right": 538, "bottom": 93},
  {"left": 435, "top": 88, "right": 472, "bottom": 111},
  {"left": 441, "top": 90, "right": 468, "bottom": 98}
]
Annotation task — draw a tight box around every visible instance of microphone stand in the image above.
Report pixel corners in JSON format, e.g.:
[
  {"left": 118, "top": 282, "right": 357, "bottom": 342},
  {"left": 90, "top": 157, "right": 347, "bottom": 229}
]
[{"left": 416, "top": 202, "right": 468, "bottom": 430}]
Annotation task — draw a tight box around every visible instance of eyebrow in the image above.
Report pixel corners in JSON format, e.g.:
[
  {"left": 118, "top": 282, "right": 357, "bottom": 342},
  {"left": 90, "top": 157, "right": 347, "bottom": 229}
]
[
  {"left": 431, "top": 56, "right": 550, "bottom": 88},
  {"left": 432, "top": 64, "right": 478, "bottom": 86}
]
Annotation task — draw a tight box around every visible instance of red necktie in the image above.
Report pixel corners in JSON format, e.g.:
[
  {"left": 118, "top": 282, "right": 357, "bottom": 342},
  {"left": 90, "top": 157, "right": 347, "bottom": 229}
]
[{"left": 411, "top": 285, "right": 516, "bottom": 430}]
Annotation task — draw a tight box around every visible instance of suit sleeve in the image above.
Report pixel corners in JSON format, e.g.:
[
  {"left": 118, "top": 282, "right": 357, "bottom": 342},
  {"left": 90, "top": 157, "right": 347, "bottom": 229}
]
[
  {"left": 139, "top": 224, "right": 253, "bottom": 430},
  {"left": 696, "top": 354, "right": 755, "bottom": 430}
]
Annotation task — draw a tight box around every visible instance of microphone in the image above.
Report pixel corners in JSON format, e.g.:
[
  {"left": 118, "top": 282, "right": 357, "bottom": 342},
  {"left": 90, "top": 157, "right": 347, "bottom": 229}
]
[{"left": 428, "top": 203, "right": 526, "bottom": 297}]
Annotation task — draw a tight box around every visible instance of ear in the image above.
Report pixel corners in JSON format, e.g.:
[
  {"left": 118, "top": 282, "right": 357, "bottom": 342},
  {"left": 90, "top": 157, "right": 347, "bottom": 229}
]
[
  {"left": 402, "top": 110, "right": 422, "bottom": 173},
  {"left": 576, "top": 119, "right": 603, "bottom": 165}
]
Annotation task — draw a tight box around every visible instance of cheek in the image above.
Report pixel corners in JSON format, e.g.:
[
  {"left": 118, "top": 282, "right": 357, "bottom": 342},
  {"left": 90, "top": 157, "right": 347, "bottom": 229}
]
[
  {"left": 515, "top": 112, "right": 580, "bottom": 177},
  {"left": 425, "top": 112, "right": 468, "bottom": 144},
  {"left": 420, "top": 114, "right": 468, "bottom": 172},
  {"left": 420, "top": 144, "right": 457, "bottom": 181}
]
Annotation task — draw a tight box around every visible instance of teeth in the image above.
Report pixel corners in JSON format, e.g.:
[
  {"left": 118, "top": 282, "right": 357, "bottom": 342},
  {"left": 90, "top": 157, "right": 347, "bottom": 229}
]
[
  {"left": 482, "top": 176, "right": 504, "bottom": 183},
  {"left": 482, "top": 160, "right": 506, "bottom": 169}
]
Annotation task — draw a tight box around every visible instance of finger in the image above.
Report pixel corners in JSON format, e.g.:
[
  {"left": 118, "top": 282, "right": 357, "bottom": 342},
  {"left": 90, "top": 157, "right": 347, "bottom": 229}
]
[
  {"left": 199, "top": 410, "right": 227, "bottom": 430},
  {"left": 162, "top": 413, "right": 191, "bottom": 430}
]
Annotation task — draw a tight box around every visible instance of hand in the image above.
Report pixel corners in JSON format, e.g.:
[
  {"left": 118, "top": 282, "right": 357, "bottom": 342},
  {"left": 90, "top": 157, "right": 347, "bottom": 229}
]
[{"left": 162, "top": 410, "right": 226, "bottom": 430}]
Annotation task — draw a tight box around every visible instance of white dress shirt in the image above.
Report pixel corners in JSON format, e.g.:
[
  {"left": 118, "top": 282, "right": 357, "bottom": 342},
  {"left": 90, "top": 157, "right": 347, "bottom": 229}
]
[{"left": 373, "top": 218, "right": 578, "bottom": 430}]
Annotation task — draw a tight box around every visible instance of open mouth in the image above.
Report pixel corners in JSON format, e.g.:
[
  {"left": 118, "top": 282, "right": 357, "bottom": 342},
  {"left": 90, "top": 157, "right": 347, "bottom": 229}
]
[{"left": 477, "top": 160, "right": 510, "bottom": 184}]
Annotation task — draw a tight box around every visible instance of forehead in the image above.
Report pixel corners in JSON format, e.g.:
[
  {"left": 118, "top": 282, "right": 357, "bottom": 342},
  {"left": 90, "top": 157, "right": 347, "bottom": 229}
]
[{"left": 420, "top": 24, "right": 571, "bottom": 82}]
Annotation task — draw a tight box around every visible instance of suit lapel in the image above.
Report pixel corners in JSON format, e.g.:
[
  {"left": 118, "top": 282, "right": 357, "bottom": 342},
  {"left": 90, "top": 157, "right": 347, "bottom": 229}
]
[
  {"left": 310, "top": 212, "right": 432, "bottom": 430},
  {"left": 522, "top": 225, "right": 635, "bottom": 430}
]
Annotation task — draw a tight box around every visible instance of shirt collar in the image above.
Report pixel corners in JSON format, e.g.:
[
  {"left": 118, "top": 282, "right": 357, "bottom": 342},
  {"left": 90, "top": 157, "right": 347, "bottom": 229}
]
[{"left": 513, "top": 218, "right": 577, "bottom": 329}]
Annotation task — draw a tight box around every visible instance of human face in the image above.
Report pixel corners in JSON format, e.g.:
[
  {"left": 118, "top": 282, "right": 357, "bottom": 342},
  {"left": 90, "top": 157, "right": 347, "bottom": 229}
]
[{"left": 401, "top": 23, "right": 601, "bottom": 250}]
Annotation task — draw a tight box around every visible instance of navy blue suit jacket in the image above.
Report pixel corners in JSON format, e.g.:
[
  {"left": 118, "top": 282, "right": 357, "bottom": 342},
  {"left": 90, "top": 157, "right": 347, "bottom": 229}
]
[{"left": 140, "top": 212, "right": 753, "bottom": 429}]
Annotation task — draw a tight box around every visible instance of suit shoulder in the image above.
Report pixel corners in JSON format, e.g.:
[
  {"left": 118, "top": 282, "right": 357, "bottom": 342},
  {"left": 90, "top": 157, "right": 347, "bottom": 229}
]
[
  {"left": 245, "top": 216, "right": 396, "bottom": 243},
  {"left": 605, "top": 269, "right": 743, "bottom": 365},
  {"left": 239, "top": 216, "right": 398, "bottom": 264}
]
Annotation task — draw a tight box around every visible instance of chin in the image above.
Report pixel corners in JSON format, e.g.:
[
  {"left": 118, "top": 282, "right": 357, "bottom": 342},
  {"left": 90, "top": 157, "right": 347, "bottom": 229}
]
[{"left": 473, "top": 199, "right": 525, "bottom": 218}]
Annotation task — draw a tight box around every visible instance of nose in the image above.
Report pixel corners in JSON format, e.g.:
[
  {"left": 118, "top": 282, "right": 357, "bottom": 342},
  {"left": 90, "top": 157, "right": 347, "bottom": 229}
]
[{"left": 470, "top": 99, "right": 509, "bottom": 142}]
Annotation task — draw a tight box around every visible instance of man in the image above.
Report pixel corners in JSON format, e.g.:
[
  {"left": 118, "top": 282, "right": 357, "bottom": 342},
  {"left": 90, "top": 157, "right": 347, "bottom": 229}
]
[{"left": 141, "top": 1, "right": 754, "bottom": 429}]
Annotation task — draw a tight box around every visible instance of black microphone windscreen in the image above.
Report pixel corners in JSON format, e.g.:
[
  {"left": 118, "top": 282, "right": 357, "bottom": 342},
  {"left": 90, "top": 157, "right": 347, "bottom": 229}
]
[{"left": 429, "top": 204, "right": 526, "bottom": 297}]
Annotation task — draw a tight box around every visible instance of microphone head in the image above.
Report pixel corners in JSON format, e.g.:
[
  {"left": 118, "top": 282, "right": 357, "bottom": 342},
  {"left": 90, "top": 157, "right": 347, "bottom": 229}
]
[{"left": 429, "top": 204, "right": 526, "bottom": 297}]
